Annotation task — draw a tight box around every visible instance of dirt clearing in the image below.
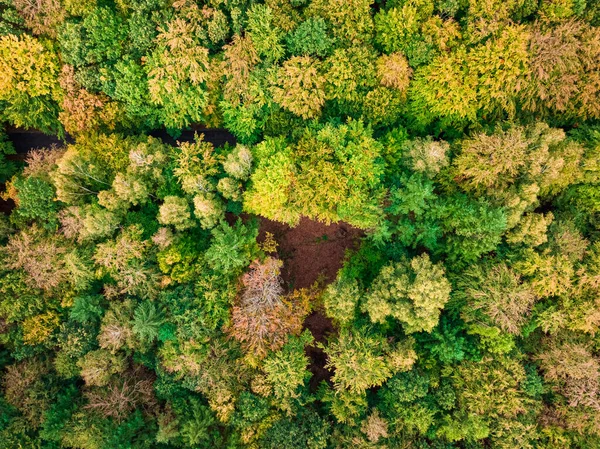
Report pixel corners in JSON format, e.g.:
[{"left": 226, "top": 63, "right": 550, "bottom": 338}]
[{"left": 258, "top": 217, "right": 363, "bottom": 291}]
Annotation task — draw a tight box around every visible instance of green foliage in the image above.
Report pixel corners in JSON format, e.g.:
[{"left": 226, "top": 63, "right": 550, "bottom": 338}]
[
  {"left": 0, "top": 34, "right": 62, "bottom": 134},
  {"left": 261, "top": 409, "right": 330, "bottom": 449},
  {"left": 363, "top": 253, "right": 451, "bottom": 333},
  {"left": 322, "top": 278, "right": 361, "bottom": 327},
  {"left": 286, "top": 17, "right": 333, "bottom": 57},
  {"left": 70, "top": 295, "right": 104, "bottom": 323},
  {"left": 323, "top": 328, "right": 417, "bottom": 393},
  {"left": 244, "top": 120, "right": 385, "bottom": 228},
  {"left": 263, "top": 330, "right": 313, "bottom": 406},
  {"left": 132, "top": 301, "right": 163, "bottom": 344},
  {"left": 271, "top": 56, "right": 326, "bottom": 119},
  {"left": 3, "top": 1, "right": 600, "bottom": 447},
  {"left": 146, "top": 19, "right": 210, "bottom": 129},
  {"left": 246, "top": 4, "right": 284, "bottom": 63},
  {"left": 6, "top": 175, "right": 58, "bottom": 229},
  {"left": 435, "top": 194, "right": 507, "bottom": 264},
  {"left": 204, "top": 219, "right": 259, "bottom": 275}
]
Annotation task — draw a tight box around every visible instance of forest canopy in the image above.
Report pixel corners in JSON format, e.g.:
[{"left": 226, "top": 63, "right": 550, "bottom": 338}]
[{"left": 1, "top": 0, "right": 600, "bottom": 448}]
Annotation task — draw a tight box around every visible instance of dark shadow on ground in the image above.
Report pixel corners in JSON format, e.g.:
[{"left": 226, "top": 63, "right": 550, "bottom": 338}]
[{"left": 6, "top": 127, "right": 236, "bottom": 154}]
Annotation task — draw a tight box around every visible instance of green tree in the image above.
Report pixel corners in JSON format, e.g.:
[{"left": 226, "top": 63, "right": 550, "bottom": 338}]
[
  {"left": 244, "top": 120, "right": 385, "bottom": 229},
  {"left": 132, "top": 301, "right": 163, "bottom": 344},
  {"left": 204, "top": 219, "right": 259, "bottom": 275},
  {"left": 246, "top": 4, "right": 284, "bottom": 63},
  {"left": 286, "top": 17, "right": 333, "bottom": 57},
  {"left": 261, "top": 408, "right": 330, "bottom": 449},
  {"left": 323, "top": 328, "right": 416, "bottom": 393},
  {"left": 4, "top": 175, "right": 58, "bottom": 230},
  {"left": 322, "top": 278, "right": 361, "bottom": 327},
  {"left": 0, "top": 33, "right": 62, "bottom": 133},
  {"left": 146, "top": 18, "right": 210, "bottom": 129},
  {"left": 363, "top": 253, "right": 451, "bottom": 333},
  {"left": 263, "top": 330, "right": 313, "bottom": 408}
]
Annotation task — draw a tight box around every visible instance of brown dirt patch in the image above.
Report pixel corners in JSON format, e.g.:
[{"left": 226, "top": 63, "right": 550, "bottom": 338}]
[
  {"left": 258, "top": 217, "right": 363, "bottom": 291},
  {"left": 257, "top": 216, "right": 363, "bottom": 389}
]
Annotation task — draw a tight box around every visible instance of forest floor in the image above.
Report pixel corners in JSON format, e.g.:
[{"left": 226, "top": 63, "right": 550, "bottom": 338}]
[
  {"left": 258, "top": 217, "right": 364, "bottom": 388},
  {"left": 258, "top": 217, "right": 363, "bottom": 291}
]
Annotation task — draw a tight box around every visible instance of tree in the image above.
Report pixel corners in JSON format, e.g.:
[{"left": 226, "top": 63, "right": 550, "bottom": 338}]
[
  {"left": 458, "top": 263, "right": 536, "bottom": 336},
  {"left": 52, "top": 133, "right": 131, "bottom": 205},
  {"left": 59, "top": 64, "right": 119, "bottom": 135},
  {"left": 409, "top": 25, "right": 530, "bottom": 125},
  {"left": 146, "top": 18, "right": 210, "bottom": 129},
  {"left": 244, "top": 120, "right": 386, "bottom": 229},
  {"left": 229, "top": 257, "right": 308, "bottom": 357},
  {"left": 271, "top": 56, "right": 326, "bottom": 119},
  {"left": 409, "top": 46, "right": 478, "bottom": 126},
  {"left": 525, "top": 20, "right": 600, "bottom": 120},
  {"left": 173, "top": 136, "right": 221, "bottom": 195},
  {"left": 177, "top": 397, "right": 221, "bottom": 448},
  {"left": 4, "top": 175, "right": 58, "bottom": 230},
  {"left": 193, "top": 192, "right": 225, "bottom": 229},
  {"left": 3, "top": 227, "right": 70, "bottom": 291},
  {"left": 440, "top": 355, "right": 535, "bottom": 444},
  {"left": 93, "top": 225, "right": 159, "bottom": 298},
  {"left": 435, "top": 194, "right": 507, "bottom": 264},
  {"left": 97, "top": 300, "right": 135, "bottom": 352},
  {"left": 78, "top": 349, "right": 127, "bottom": 387},
  {"left": 376, "top": 52, "right": 412, "bottom": 91},
  {"left": 0, "top": 33, "right": 62, "bottom": 134},
  {"left": 222, "top": 144, "right": 253, "bottom": 181},
  {"left": 307, "top": 0, "right": 373, "bottom": 46},
  {"left": 285, "top": 17, "right": 333, "bottom": 57},
  {"left": 323, "top": 328, "right": 416, "bottom": 393},
  {"left": 261, "top": 408, "right": 330, "bottom": 449},
  {"left": 2, "top": 358, "right": 55, "bottom": 427},
  {"left": 363, "top": 253, "right": 451, "bottom": 333},
  {"left": 399, "top": 137, "right": 450, "bottom": 177},
  {"left": 262, "top": 330, "right": 313, "bottom": 407},
  {"left": 83, "top": 366, "right": 156, "bottom": 422},
  {"left": 158, "top": 196, "right": 194, "bottom": 231},
  {"left": 204, "top": 220, "right": 259, "bottom": 275},
  {"left": 0, "top": 130, "right": 16, "bottom": 184},
  {"left": 466, "top": 25, "right": 530, "bottom": 118},
  {"left": 13, "top": 0, "right": 64, "bottom": 37},
  {"left": 537, "top": 339, "right": 600, "bottom": 413},
  {"left": 132, "top": 301, "right": 163, "bottom": 345},
  {"left": 322, "top": 277, "right": 361, "bottom": 327},
  {"left": 324, "top": 46, "right": 378, "bottom": 111},
  {"left": 245, "top": 4, "right": 284, "bottom": 63},
  {"left": 374, "top": 1, "right": 434, "bottom": 63}
]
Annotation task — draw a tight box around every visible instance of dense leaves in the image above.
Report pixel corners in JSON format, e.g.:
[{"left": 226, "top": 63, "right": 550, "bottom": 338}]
[{"left": 2, "top": 1, "right": 600, "bottom": 448}]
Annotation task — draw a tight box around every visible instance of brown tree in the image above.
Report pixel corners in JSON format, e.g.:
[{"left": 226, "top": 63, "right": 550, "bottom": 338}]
[
  {"left": 229, "top": 258, "right": 309, "bottom": 358},
  {"left": 84, "top": 365, "right": 157, "bottom": 422}
]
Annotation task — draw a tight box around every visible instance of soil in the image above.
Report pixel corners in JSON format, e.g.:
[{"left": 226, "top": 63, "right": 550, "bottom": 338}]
[
  {"left": 258, "top": 216, "right": 363, "bottom": 291},
  {"left": 258, "top": 217, "right": 364, "bottom": 388}
]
